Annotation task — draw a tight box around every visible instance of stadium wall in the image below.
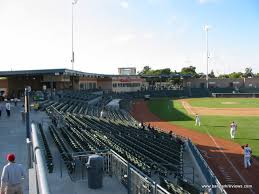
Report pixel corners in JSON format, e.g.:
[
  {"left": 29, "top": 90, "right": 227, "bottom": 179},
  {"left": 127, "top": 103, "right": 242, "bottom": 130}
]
[
  {"left": 244, "top": 77, "right": 259, "bottom": 88},
  {"left": 183, "top": 78, "right": 244, "bottom": 88}
]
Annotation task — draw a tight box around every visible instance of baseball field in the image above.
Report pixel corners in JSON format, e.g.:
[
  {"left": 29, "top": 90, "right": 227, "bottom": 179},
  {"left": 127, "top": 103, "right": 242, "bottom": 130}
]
[{"left": 147, "top": 97, "right": 259, "bottom": 158}]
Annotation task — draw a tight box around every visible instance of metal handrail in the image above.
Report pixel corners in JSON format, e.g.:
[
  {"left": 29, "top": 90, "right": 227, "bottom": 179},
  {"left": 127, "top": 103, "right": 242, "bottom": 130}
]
[
  {"left": 31, "top": 123, "right": 51, "bottom": 194},
  {"left": 187, "top": 139, "right": 227, "bottom": 194}
]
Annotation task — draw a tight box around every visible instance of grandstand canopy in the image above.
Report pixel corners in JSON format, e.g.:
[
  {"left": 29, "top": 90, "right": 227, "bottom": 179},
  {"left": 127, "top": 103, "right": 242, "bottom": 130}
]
[{"left": 0, "top": 68, "right": 106, "bottom": 78}]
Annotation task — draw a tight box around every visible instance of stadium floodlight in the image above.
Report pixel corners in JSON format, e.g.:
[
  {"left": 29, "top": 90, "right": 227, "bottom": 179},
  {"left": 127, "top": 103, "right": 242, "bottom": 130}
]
[
  {"left": 204, "top": 24, "right": 212, "bottom": 89},
  {"left": 71, "top": 0, "right": 78, "bottom": 70}
]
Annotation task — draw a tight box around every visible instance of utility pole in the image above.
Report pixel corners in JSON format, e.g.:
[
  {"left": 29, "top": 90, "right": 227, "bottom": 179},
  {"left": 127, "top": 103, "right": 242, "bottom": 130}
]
[{"left": 25, "top": 86, "right": 32, "bottom": 168}]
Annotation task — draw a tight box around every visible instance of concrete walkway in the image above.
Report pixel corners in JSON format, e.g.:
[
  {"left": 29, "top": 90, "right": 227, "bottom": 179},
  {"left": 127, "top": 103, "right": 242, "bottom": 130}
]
[{"left": 0, "top": 101, "right": 29, "bottom": 194}]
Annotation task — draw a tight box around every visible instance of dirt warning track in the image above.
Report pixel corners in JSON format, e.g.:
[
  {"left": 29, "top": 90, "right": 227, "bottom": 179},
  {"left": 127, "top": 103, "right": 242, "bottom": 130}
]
[{"left": 131, "top": 100, "right": 259, "bottom": 194}]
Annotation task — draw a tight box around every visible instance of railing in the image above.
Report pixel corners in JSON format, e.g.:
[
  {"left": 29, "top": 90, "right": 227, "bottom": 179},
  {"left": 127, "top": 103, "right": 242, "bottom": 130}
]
[
  {"left": 59, "top": 150, "right": 171, "bottom": 194},
  {"left": 30, "top": 123, "right": 51, "bottom": 194},
  {"left": 187, "top": 139, "right": 227, "bottom": 194}
]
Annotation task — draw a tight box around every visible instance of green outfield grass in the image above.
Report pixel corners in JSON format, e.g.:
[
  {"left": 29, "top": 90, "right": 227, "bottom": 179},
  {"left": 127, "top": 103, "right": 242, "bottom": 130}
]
[
  {"left": 148, "top": 98, "right": 259, "bottom": 158},
  {"left": 187, "top": 97, "right": 259, "bottom": 108}
]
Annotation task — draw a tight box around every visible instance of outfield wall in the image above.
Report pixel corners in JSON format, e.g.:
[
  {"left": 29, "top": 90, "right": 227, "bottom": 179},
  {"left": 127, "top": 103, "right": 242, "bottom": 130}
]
[
  {"left": 184, "top": 77, "right": 259, "bottom": 89},
  {"left": 212, "top": 93, "right": 259, "bottom": 98}
]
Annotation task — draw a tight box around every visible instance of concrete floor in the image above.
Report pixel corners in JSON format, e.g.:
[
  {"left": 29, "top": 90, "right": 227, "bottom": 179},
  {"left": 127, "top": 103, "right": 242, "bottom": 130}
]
[
  {"left": 0, "top": 101, "right": 29, "bottom": 194},
  {"left": 0, "top": 101, "right": 127, "bottom": 194}
]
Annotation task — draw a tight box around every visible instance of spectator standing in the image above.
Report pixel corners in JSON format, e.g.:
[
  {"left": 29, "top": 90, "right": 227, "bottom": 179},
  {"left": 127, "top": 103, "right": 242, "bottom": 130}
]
[
  {"left": 14, "top": 98, "right": 18, "bottom": 106},
  {"left": 5, "top": 102, "right": 11, "bottom": 117},
  {"left": 0, "top": 153, "right": 25, "bottom": 194}
]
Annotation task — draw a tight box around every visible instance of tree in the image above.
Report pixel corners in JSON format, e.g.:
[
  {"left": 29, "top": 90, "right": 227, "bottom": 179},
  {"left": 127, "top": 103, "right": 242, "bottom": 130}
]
[
  {"left": 244, "top": 67, "right": 254, "bottom": 78},
  {"left": 228, "top": 72, "right": 243, "bottom": 78},
  {"left": 160, "top": 68, "right": 171, "bottom": 75},
  {"left": 139, "top": 66, "right": 152, "bottom": 75},
  {"left": 218, "top": 74, "right": 229, "bottom": 78},
  {"left": 180, "top": 66, "right": 197, "bottom": 76},
  {"left": 208, "top": 70, "right": 216, "bottom": 78},
  {"left": 139, "top": 67, "right": 173, "bottom": 75},
  {"left": 196, "top": 72, "right": 206, "bottom": 78}
]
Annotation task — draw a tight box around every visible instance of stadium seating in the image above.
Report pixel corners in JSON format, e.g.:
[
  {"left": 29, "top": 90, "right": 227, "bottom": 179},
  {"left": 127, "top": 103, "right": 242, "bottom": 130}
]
[
  {"left": 209, "top": 88, "right": 234, "bottom": 93},
  {"left": 41, "top": 90, "right": 202, "bottom": 193},
  {"left": 38, "top": 123, "right": 53, "bottom": 173},
  {"left": 187, "top": 88, "right": 210, "bottom": 97}
]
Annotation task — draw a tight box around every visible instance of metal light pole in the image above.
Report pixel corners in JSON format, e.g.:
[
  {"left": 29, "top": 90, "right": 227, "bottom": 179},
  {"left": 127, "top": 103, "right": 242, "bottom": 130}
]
[
  {"left": 204, "top": 25, "right": 210, "bottom": 89},
  {"left": 24, "top": 87, "right": 30, "bottom": 139},
  {"left": 25, "top": 87, "right": 32, "bottom": 168},
  {"left": 71, "top": 0, "right": 78, "bottom": 70}
]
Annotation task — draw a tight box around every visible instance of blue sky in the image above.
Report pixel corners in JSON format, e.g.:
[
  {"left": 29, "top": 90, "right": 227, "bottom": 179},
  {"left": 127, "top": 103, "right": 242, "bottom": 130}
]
[{"left": 0, "top": 0, "right": 258, "bottom": 74}]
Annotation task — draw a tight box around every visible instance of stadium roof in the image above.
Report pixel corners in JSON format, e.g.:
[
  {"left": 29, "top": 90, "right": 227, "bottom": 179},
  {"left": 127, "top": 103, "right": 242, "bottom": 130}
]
[
  {"left": 0, "top": 68, "right": 193, "bottom": 79},
  {"left": 0, "top": 68, "right": 106, "bottom": 77}
]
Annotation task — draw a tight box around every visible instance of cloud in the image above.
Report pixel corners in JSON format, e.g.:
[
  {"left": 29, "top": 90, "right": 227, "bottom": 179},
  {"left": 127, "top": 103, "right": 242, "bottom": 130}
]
[{"left": 120, "top": 1, "right": 129, "bottom": 8}]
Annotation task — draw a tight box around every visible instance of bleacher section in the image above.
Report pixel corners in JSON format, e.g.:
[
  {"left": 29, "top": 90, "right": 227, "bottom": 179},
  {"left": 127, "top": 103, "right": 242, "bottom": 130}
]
[
  {"left": 209, "top": 88, "right": 234, "bottom": 94},
  {"left": 36, "top": 90, "right": 204, "bottom": 193},
  {"left": 38, "top": 123, "right": 54, "bottom": 173},
  {"left": 186, "top": 88, "right": 210, "bottom": 98},
  {"left": 111, "top": 90, "right": 187, "bottom": 99}
]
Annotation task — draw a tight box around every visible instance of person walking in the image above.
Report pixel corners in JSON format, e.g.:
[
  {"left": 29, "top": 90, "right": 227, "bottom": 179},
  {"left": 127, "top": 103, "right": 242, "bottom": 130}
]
[
  {"left": 0, "top": 153, "right": 25, "bottom": 194},
  {"left": 14, "top": 98, "right": 18, "bottom": 107},
  {"left": 242, "top": 144, "right": 252, "bottom": 169},
  {"left": 5, "top": 102, "right": 11, "bottom": 117}
]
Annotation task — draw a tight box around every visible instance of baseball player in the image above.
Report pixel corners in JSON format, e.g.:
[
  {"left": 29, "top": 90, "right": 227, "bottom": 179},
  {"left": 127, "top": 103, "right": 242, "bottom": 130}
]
[
  {"left": 242, "top": 144, "right": 252, "bottom": 168},
  {"left": 195, "top": 114, "right": 201, "bottom": 126},
  {"left": 230, "top": 121, "right": 237, "bottom": 139}
]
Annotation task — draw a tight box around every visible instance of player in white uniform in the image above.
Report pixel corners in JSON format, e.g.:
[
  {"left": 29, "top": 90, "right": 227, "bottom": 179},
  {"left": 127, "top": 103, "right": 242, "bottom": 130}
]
[
  {"left": 195, "top": 114, "right": 201, "bottom": 126},
  {"left": 230, "top": 121, "right": 237, "bottom": 139},
  {"left": 242, "top": 144, "right": 252, "bottom": 168}
]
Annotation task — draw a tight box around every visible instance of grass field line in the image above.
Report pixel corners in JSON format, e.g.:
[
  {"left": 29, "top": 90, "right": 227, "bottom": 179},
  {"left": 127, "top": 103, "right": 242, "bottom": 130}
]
[
  {"left": 206, "top": 129, "right": 255, "bottom": 194},
  {"left": 180, "top": 100, "right": 195, "bottom": 115}
]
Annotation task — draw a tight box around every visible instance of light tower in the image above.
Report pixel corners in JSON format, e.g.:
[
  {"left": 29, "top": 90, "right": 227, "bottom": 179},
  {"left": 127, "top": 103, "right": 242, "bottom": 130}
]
[
  {"left": 204, "top": 25, "right": 211, "bottom": 89},
  {"left": 71, "top": 0, "right": 78, "bottom": 70}
]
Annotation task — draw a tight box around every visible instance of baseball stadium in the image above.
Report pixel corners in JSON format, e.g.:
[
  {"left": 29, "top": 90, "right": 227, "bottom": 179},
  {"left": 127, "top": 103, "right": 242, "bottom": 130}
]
[
  {"left": 0, "top": 68, "right": 259, "bottom": 194},
  {"left": 1, "top": 1, "right": 259, "bottom": 194}
]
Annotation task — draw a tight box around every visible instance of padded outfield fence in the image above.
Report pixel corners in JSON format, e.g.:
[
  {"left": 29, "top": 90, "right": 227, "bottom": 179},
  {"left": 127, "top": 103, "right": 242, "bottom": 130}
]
[
  {"left": 212, "top": 93, "right": 259, "bottom": 98},
  {"left": 187, "top": 139, "right": 227, "bottom": 194}
]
